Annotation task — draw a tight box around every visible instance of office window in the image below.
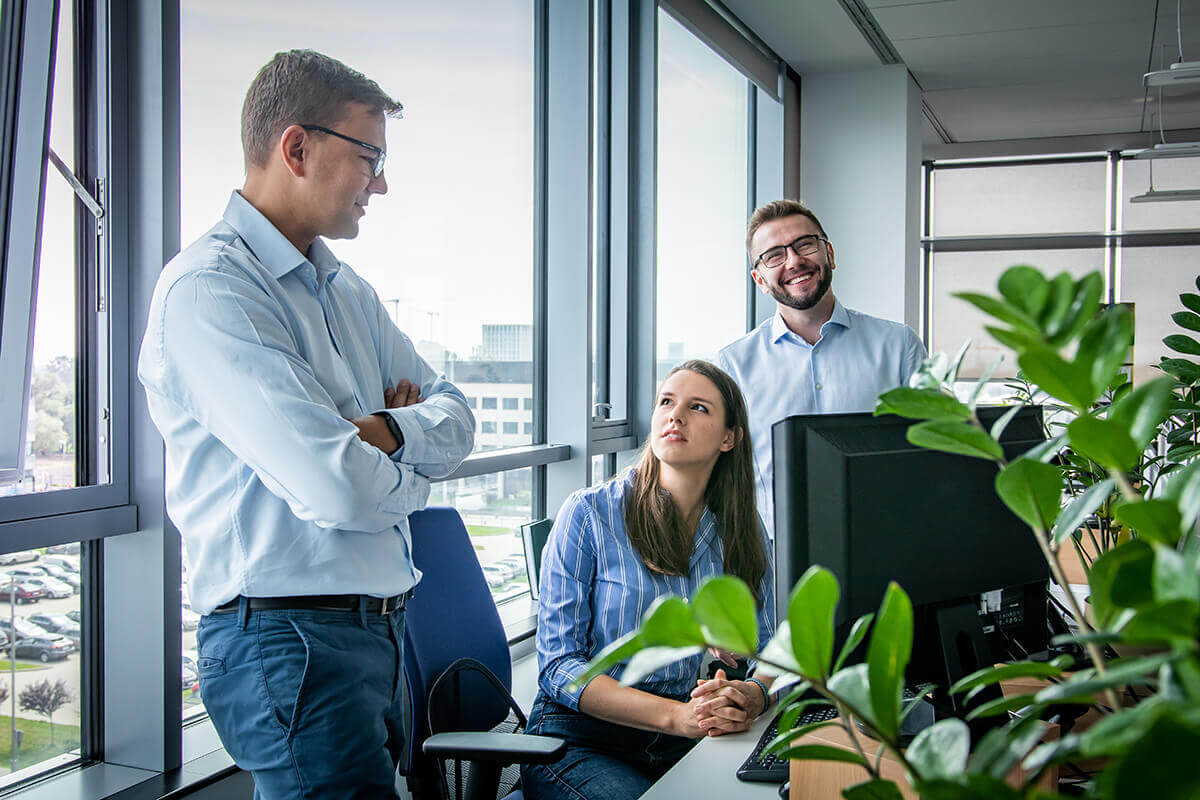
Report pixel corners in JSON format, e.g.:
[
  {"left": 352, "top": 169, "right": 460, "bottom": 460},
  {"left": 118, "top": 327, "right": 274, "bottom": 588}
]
[
  {"left": 482, "top": 398, "right": 498, "bottom": 410},
  {"left": 1120, "top": 246, "right": 1200, "bottom": 383},
  {"left": 931, "top": 161, "right": 1107, "bottom": 237},
  {"left": 466, "top": 396, "right": 478, "bottom": 409},
  {"left": 930, "top": 249, "right": 1103, "bottom": 379},
  {"left": 502, "top": 422, "right": 519, "bottom": 435},
  {"left": 523, "top": 398, "right": 533, "bottom": 411},
  {"left": 0, "top": 543, "right": 84, "bottom": 789},
  {"left": 481, "top": 422, "right": 497, "bottom": 434},
  {"left": 655, "top": 9, "right": 749, "bottom": 377},
  {"left": 523, "top": 422, "right": 533, "bottom": 435},
  {"left": 1121, "top": 157, "right": 1200, "bottom": 230},
  {"left": 502, "top": 398, "right": 519, "bottom": 411},
  {"left": 429, "top": 468, "right": 533, "bottom": 603}
]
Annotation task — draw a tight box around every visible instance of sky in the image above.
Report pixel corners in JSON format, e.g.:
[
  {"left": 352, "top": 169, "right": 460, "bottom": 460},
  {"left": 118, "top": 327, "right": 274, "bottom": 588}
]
[{"left": 33, "top": 0, "right": 755, "bottom": 370}]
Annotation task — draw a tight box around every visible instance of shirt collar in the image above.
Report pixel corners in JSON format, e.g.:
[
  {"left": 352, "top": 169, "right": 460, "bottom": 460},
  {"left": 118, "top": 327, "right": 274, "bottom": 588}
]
[
  {"left": 222, "top": 191, "right": 341, "bottom": 282},
  {"left": 770, "top": 297, "right": 851, "bottom": 343}
]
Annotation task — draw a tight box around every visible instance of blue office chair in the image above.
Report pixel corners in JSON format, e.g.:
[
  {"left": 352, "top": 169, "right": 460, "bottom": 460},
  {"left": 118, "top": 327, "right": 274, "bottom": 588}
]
[{"left": 402, "top": 507, "right": 564, "bottom": 800}]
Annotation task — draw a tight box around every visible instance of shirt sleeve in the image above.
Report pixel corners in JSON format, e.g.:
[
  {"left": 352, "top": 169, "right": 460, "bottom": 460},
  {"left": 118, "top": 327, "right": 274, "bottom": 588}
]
[
  {"left": 141, "top": 266, "right": 428, "bottom": 533},
  {"left": 536, "top": 492, "right": 599, "bottom": 710},
  {"left": 369, "top": 297, "right": 475, "bottom": 478},
  {"left": 900, "top": 327, "right": 929, "bottom": 385},
  {"left": 755, "top": 519, "right": 777, "bottom": 651}
]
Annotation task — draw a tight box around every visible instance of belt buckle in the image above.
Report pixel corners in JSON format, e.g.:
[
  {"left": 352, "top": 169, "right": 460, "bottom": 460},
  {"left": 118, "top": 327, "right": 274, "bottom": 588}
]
[{"left": 379, "top": 595, "right": 393, "bottom": 616}]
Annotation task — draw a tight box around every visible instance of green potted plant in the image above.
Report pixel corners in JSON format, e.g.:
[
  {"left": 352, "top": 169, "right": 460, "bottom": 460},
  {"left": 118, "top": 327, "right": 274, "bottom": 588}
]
[{"left": 576, "top": 265, "right": 1200, "bottom": 799}]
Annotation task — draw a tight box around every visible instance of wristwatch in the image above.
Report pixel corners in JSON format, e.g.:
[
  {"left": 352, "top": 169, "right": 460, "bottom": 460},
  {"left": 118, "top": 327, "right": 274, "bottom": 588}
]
[{"left": 373, "top": 412, "right": 405, "bottom": 453}]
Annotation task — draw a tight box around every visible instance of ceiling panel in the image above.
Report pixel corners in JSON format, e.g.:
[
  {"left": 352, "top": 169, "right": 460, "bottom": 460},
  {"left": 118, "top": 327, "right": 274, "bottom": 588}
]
[{"left": 720, "top": 0, "right": 879, "bottom": 74}]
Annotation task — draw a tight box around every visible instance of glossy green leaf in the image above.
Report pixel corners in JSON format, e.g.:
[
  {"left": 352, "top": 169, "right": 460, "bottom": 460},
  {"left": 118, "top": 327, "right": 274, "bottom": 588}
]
[
  {"left": 842, "top": 779, "right": 905, "bottom": 800},
  {"left": 1053, "top": 271, "right": 1105, "bottom": 346},
  {"left": 987, "top": 404, "right": 1023, "bottom": 441},
  {"left": 874, "top": 387, "right": 970, "bottom": 421},
  {"left": 1066, "top": 415, "right": 1140, "bottom": 472},
  {"left": 968, "top": 357, "right": 1005, "bottom": 412},
  {"left": 968, "top": 713, "right": 1047, "bottom": 780},
  {"left": 987, "top": 325, "right": 1044, "bottom": 353},
  {"left": 1114, "top": 499, "right": 1183, "bottom": 546},
  {"left": 1165, "top": 334, "right": 1200, "bottom": 356},
  {"left": 1105, "top": 710, "right": 1200, "bottom": 799},
  {"left": 788, "top": 565, "right": 839, "bottom": 679},
  {"left": 906, "top": 718, "right": 970, "bottom": 781},
  {"left": 1035, "top": 652, "right": 1179, "bottom": 703},
  {"left": 620, "top": 646, "right": 704, "bottom": 686},
  {"left": 997, "top": 265, "right": 1051, "bottom": 319},
  {"left": 1109, "top": 376, "right": 1176, "bottom": 449},
  {"left": 950, "top": 661, "right": 1065, "bottom": 700},
  {"left": 965, "top": 692, "right": 1046, "bottom": 720},
  {"left": 1172, "top": 310, "right": 1200, "bottom": 333},
  {"left": 773, "top": 743, "right": 870, "bottom": 766},
  {"left": 763, "top": 716, "right": 841, "bottom": 757},
  {"left": 1153, "top": 546, "right": 1200, "bottom": 603},
  {"left": 1167, "top": 443, "right": 1200, "bottom": 464},
  {"left": 639, "top": 595, "right": 706, "bottom": 647},
  {"left": 778, "top": 697, "right": 834, "bottom": 734},
  {"left": 1181, "top": 292, "right": 1200, "bottom": 315},
  {"left": 1077, "top": 305, "right": 1134, "bottom": 399},
  {"left": 994, "top": 458, "right": 1062, "bottom": 530},
  {"left": 907, "top": 420, "right": 1004, "bottom": 461},
  {"left": 1017, "top": 347, "right": 1095, "bottom": 410},
  {"left": 573, "top": 630, "right": 644, "bottom": 688},
  {"left": 1050, "top": 478, "right": 1114, "bottom": 547},
  {"left": 1079, "top": 694, "right": 1169, "bottom": 757},
  {"left": 828, "top": 663, "right": 876, "bottom": 728},
  {"left": 1160, "top": 358, "right": 1200, "bottom": 384},
  {"left": 1165, "top": 460, "right": 1200, "bottom": 528},
  {"left": 755, "top": 621, "right": 803, "bottom": 690},
  {"left": 1021, "top": 734, "right": 1085, "bottom": 778},
  {"left": 954, "top": 292, "right": 1038, "bottom": 332},
  {"left": 691, "top": 575, "right": 758, "bottom": 654},
  {"left": 914, "top": 775, "right": 1022, "bottom": 800},
  {"left": 1118, "top": 599, "right": 1200, "bottom": 645},
  {"left": 1088, "top": 540, "right": 1155, "bottom": 626},
  {"left": 1024, "top": 433, "right": 1066, "bottom": 464},
  {"left": 866, "top": 583, "right": 913, "bottom": 740},
  {"left": 1038, "top": 271, "right": 1076, "bottom": 336},
  {"left": 833, "top": 612, "right": 874, "bottom": 673}
]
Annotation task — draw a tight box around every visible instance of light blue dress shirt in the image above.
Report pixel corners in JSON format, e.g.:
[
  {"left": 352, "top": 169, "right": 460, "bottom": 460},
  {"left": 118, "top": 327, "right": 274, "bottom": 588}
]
[
  {"left": 537, "top": 473, "right": 775, "bottom": 710},
  {"left": 138, "top": 192, "right": 475, "bottom": 614},
  {"left": 717, "top": 300, "right": 926, "bottom": 539}
]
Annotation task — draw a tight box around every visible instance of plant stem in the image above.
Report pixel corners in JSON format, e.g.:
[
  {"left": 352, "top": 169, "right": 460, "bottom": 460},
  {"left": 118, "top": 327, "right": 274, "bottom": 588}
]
[{"left": 1109, "top": 470, "right": 1141, "bottom": 504}]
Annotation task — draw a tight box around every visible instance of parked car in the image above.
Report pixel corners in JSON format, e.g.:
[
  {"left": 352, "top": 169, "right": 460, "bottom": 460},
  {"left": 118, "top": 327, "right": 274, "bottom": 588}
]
[
  {"left": 182, "top": 657, "right": 198, "bottom": 691},
  {"left": 0, "top": 550, "right": 39, "bottom": 566},
  {"left": 0, "top": 579, "right": 44, "bottom": 605},
  {"left": 37, "top": 563, "right": 80, "bottom": 592},
  {"left": 499, "top": 555, "right": 528, "bottom": 575},
  {"left": 46, "top": 543, "right": 80, "bottom": 555},
  {"left": 15, "top": 576, "right": 72, "bottom": 600},
  {"left": 26, "top": 614, "right": 82, "bottom": 648},
  {"left": 181, "top": 603, "right": 200, "bottom": 631},
  {"left": 0, "top": 629, "right": 9, "bottom": 654},
  {"left": 41, "top": 555, "right": 78, "bottom": 573},
  {"left": 0, "top": 617, "right": 74, "bottom": 655},
  {"left": 65, "top": 609, "right": 81, "bottom": 624},
  {"left": 479, "top": 565, "right": 507, "bottom": 588},
  {"left": 12, "top": 636, "right": 71, "bottom": 662}
]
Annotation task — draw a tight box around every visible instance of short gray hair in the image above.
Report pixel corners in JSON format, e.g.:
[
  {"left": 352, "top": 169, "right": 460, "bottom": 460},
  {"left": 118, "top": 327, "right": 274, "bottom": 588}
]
[{"left": 240, "top": 49, "right": 403, "bottom": 169}]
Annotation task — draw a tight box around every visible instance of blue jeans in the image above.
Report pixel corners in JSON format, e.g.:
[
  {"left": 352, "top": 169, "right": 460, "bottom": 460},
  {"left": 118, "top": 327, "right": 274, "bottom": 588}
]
[
  {"left": 519, "top": 691, "right": 697, "bottom": 800},
  {"left": 197, "top": 601, "right": 408, "bottom": 800}
]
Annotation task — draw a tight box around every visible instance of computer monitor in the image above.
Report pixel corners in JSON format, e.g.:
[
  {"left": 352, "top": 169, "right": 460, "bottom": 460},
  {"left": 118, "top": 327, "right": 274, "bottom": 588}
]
[{"left": 772, "top": 407, "right": 1050, "bottom": 718}]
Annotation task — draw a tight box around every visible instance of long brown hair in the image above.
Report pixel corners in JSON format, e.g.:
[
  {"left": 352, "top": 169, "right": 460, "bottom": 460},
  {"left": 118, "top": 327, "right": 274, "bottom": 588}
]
[{"left": 624, "top": 360, "right": 766, "bottom": 592}]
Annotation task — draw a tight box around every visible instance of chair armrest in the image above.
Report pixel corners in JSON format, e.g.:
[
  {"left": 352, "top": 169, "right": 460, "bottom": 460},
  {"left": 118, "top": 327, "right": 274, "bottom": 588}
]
[{"left": 422, "top": 731, "right": 566, "bottom": 765}]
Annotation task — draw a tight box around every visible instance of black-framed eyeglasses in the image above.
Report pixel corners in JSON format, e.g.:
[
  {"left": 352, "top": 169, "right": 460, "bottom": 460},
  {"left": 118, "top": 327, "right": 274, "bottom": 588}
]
[
  {"left": 301, "top": 124, "right": 387, "bottom": 177},
  {"left": 753, "top": 234, "right": 828, "bottom": 270}
]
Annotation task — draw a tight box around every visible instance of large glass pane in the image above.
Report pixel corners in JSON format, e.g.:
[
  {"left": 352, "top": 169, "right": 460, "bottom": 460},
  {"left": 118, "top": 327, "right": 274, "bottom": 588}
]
[
  {"left": 10, "top": 0, "right": 77, "bottom": 497},
  {"left": 0, "top": 543, "right": 83, "bottom": 788},
  {"left": 181, "top": 0, "right": 535, "bottom": 451},
  {"left": 931, "top": 161, "right": 1107, "bottom": 237},
  {"left": 430, "top": 468, "right": 533, "bottom": 603},
  {"left": 1119, "top": 246, "right": 1200, "bottom": 383},
  {"left": 1121, "top": 156, "right": 1200, "bottom": 230},
  {"left": 930, "top": 249, "right": 1104, "bottom": 379},
  {"left": 656, "top": 9, "right": 748, "bottom": 380}
]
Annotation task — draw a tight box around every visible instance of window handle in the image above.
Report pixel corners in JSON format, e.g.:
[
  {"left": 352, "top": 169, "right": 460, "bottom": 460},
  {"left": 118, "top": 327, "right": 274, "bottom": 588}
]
[{"left": 46, "top": 147, "right": 104, "bottom": 220}]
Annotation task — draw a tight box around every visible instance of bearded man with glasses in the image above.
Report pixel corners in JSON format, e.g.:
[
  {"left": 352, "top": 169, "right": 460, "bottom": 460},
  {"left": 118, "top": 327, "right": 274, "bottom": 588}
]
[
  {"left": 716, "top": 200, "right": 926, "bottom": 540},
  {"left": 138, "top": 50, "right": 475, "bottom": 798}
]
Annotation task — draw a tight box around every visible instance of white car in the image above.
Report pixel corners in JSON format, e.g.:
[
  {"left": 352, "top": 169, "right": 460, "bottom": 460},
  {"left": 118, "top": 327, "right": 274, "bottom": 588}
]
[
  {"left": 41, "top": 555, "right": 79, "bottom": 574},
  {"left": 181, "top": 603, "right": 201, "bottom": 631},
  {"left": 479, "top": 565, "right": 507, "bottom": 588},
  {"left": 0, "top": 551, "right": 39, "bottom": 566},
  {"left": 17, "top": 576, "right": 73, "bottom": 600}
]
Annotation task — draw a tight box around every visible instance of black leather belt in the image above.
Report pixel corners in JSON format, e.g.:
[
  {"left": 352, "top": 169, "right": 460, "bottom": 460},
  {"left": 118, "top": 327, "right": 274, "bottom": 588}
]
[{"left": 211, "top": 591, "right": 412, "bottom": 616}]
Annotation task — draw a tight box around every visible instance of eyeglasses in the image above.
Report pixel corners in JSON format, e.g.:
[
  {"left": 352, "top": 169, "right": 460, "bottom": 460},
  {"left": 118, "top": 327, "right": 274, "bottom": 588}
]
[
  {"left": 301, "top": 124, "right": 387, "bottom": 177},
  {"left": 753, "top": 234, "right": 828, "bottom": 270}
]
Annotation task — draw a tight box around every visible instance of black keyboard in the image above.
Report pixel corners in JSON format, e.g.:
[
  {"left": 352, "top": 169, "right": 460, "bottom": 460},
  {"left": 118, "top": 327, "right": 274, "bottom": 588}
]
[{"left": 736, "top": 705, "right": 838, "bottom": 783}]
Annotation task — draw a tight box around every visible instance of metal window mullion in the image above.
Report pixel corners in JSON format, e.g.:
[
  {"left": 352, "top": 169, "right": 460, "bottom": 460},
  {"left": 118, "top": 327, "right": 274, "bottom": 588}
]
[
  {"left": 592, "top": 0, "right": 612, "bottom": 422},
  {"left": 533, "top": 0, "right": 549, "bottom": 518},
  {"left": 744, "top": 81, "right": 756, "bottom": 334}
]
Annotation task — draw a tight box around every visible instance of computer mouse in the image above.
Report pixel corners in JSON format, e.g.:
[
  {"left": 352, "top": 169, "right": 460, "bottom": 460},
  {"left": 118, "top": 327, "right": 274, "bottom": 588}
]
[{"left": 778, "top": 780, "right": 789, "bottom": 799}]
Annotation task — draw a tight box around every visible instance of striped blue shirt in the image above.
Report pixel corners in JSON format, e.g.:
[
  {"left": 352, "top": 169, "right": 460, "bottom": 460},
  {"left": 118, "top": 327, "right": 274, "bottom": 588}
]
[
  {"left": 537, "top": 473, "right": 775, "bottom": 710},
  {"left": 138, "top": 191, "right": 475, "bottom": 614}
]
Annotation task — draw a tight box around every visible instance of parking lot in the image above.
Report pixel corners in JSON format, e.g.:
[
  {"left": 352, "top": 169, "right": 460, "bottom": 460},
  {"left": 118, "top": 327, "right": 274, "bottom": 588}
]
[{"left": 0, "top": 590, "right": 83, "bottom": 728}]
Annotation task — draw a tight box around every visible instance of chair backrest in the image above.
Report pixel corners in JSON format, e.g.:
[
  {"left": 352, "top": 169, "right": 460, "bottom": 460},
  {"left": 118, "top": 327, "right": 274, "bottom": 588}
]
[{"left": 402, "top": 507, "right": 515, "bottom": 795}]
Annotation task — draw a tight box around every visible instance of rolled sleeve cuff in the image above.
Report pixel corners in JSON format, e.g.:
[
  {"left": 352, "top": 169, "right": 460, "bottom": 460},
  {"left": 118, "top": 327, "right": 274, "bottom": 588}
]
[
  {"left": 377, "top": 462, "right": 430, "bottom": 515},
  {"left": 543, "top": 659, "right": 592, "bottom": 710},
  {"left": 382, "top": 409, "right": 427, "bottom": 464}
]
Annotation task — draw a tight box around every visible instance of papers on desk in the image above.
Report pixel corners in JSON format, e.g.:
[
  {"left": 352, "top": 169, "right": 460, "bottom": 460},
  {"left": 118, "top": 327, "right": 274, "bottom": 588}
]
[{"left": 1048, "top": 583, "right": 1091, "bottom": 632}]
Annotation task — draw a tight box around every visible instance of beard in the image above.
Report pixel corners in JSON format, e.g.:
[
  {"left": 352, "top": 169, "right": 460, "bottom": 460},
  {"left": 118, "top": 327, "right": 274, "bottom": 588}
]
[{"left": 768, "top": 263, "right": 832, "bottom": 311}]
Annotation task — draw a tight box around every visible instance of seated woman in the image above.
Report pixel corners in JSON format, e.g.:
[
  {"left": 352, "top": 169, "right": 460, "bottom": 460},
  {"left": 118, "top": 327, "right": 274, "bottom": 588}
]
[{"left": 521, "top": 360, "right": 775, "bottom": 800}]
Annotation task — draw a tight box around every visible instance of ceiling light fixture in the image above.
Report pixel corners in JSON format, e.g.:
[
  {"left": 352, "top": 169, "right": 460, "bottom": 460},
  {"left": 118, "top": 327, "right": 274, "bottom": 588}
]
[
  {"left": 1145, "top": 60, "right": 1200, "bottom": 87},
  {"left": 1130, "top": 188, "right": 1200, "bottom": 202},
  {"left": 1133, "top": 141, "right": 1200, "bottom": 159}
]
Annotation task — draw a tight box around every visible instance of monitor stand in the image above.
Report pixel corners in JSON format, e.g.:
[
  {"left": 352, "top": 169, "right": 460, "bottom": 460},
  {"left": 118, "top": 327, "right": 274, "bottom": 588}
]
[{"left": 935, "top": 601, "right": 1006, "bottom": 740}]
